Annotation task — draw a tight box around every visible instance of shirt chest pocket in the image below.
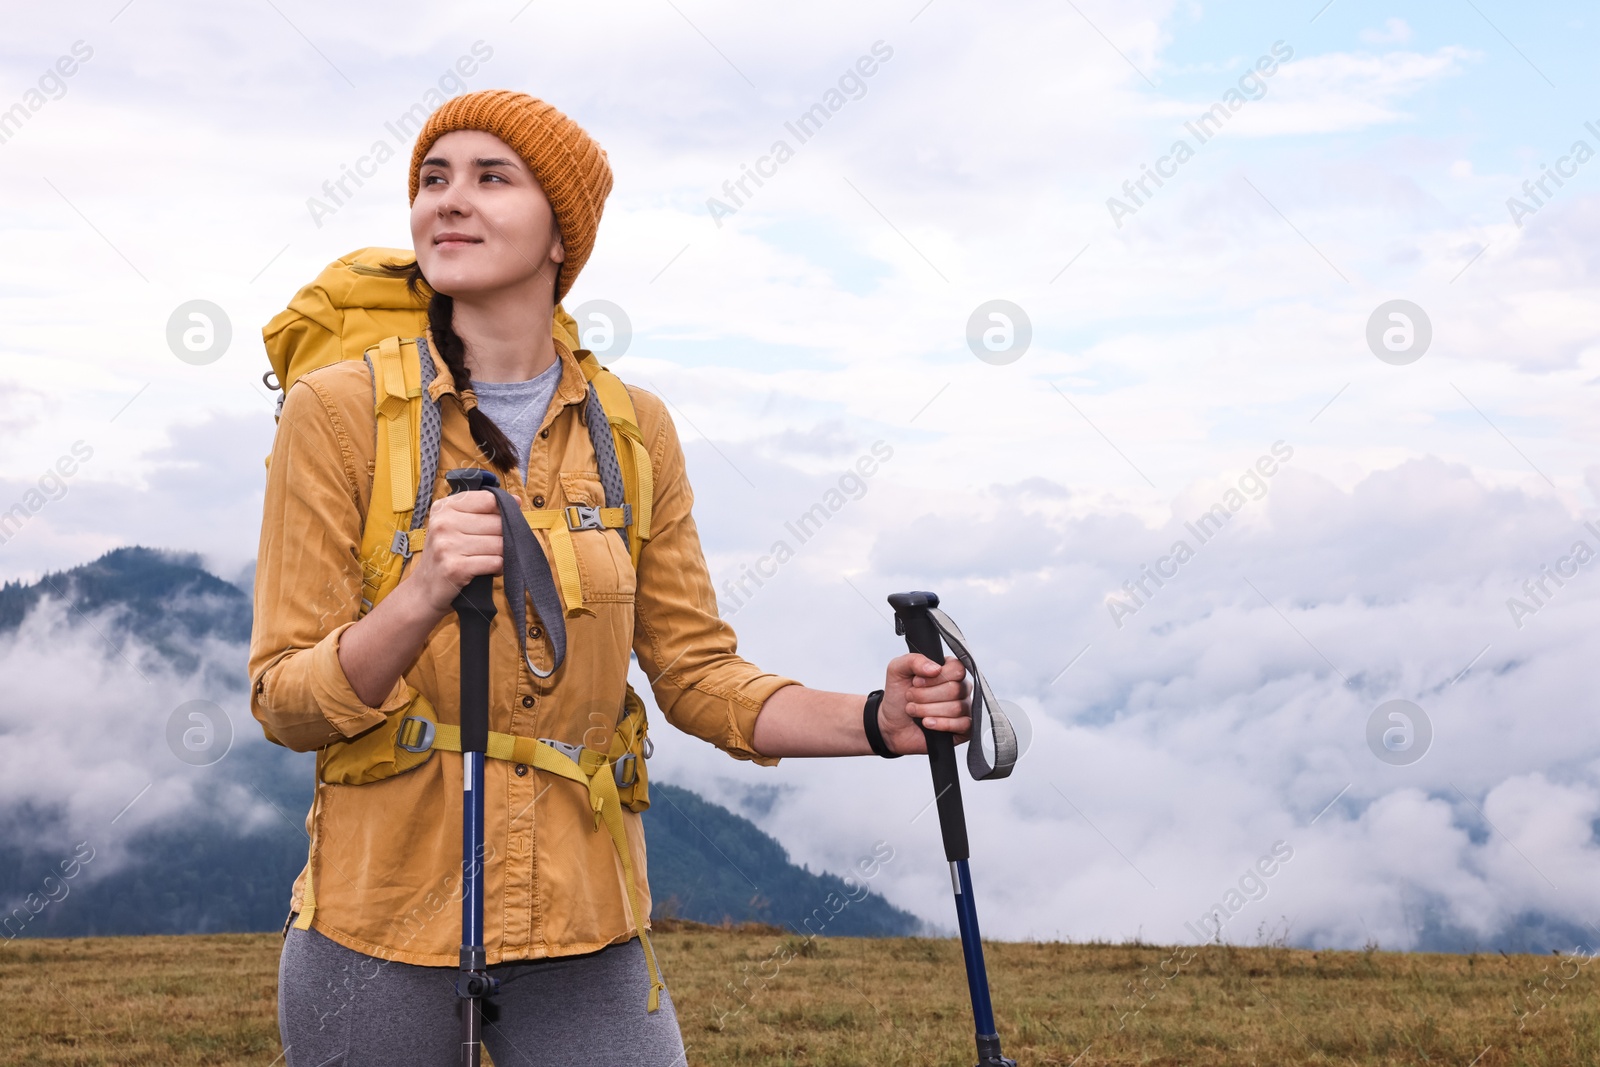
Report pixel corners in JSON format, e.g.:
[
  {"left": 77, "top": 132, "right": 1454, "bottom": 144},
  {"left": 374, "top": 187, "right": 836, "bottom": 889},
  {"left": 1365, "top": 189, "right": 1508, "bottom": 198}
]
[{"left": 555, "top": 470, "right": 637, "bottom": 604}]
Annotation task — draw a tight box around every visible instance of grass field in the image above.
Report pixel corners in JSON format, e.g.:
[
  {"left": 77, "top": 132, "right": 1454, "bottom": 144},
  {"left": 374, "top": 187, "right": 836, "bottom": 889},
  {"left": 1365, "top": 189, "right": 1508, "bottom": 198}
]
[{"left": 1, "top": 918, "right": 1595, "bottom": 1065}]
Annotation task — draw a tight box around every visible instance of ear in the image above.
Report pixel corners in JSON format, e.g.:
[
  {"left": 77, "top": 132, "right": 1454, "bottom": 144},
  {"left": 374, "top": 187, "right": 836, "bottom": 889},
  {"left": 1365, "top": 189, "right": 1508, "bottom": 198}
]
[{"left": 551, "top": 232, "right": 566, "bottom": 264}]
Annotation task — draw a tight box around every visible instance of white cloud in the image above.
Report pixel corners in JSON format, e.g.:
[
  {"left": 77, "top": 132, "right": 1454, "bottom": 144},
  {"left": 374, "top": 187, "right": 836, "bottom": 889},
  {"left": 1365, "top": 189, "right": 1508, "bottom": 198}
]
[
  {"left": 0, "top": 411, "right": 273, "bottom": 582},
  {"left": 647, "top": 449, "right": 1600, "bottom": 949},
  {"left": 0, "top": 597, "right": 276, "bottom": 876},
  {"left": 1174, "top": 46, "right": 1478, "bottom": 138},
  {"left": 1361, "top": 18, "right": 1415, "bottom": 46}
]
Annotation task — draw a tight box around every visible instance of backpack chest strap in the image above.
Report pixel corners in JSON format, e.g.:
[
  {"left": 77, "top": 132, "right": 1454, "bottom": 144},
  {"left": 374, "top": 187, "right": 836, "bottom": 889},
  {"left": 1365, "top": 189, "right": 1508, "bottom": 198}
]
[
  {"left": 357, "top": 339, "right": 648, "bottom": 631},
  {"left": 393, "top": 504, "right": 632, "bottom": 618}
]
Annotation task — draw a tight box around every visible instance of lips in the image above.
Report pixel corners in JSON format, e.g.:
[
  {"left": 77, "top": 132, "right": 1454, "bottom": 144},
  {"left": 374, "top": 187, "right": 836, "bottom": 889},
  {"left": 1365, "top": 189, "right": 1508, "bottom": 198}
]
[{"left": 434, "top": 233, "right": 482, "bottom": 247}]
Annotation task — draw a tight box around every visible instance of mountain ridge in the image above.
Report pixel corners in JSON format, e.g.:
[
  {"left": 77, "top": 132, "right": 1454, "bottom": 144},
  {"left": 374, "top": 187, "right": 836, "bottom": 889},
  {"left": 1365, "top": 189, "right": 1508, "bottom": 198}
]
[{"left": 0, "top": 547, "right": 925, "bottom": 939}]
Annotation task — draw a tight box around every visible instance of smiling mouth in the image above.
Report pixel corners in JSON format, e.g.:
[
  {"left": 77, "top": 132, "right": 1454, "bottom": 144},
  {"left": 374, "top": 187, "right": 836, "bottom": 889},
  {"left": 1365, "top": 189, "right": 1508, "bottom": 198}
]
[{"left": 434, "top": 235, "right": 483, "bottom": 247}]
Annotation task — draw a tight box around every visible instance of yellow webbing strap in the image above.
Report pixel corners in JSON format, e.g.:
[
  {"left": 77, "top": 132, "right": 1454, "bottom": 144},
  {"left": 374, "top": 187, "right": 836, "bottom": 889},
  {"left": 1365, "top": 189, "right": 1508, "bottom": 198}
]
[
  {"left": 375, "top": 337, "right": 417, "bottom": 514},
  {"left": 522, "top": 508, "right": 624, "bottom": 615},
  {"left": 616, "top": 419, "right": 654, "bottom": 561},
  {"left": 421, "top": 722, "right": 666, "bottom": 1013},
  {"left": 357, "top": 338, "right": 424, "bottom": 615},
  {"left": 525, "top": 512, "right": 582, "bottom": 615}
]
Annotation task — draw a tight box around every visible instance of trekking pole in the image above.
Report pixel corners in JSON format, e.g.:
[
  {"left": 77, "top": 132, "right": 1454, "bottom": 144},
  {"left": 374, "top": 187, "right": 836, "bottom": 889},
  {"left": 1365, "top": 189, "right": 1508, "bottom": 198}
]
[
  {"left": 887, "top": 590, "right": 1018, "bottom": 1067},
  {"left": 446, "top": 468, "right": 500, "bottom": 1067}
]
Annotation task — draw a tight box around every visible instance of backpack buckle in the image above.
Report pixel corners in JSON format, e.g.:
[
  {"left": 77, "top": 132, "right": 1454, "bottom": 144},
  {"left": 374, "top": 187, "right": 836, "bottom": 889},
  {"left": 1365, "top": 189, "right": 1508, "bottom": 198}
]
[
  {"left": 614, "top": 753, "right": 637, "bottom": 788},
  {"left": 564, "top": 504, "right": 603, "bottom": 532},
  {"left": 540, "top": 738, "right": 584, "bottom": 766},
  {"left": 613, "top": 737, "right": 651, "bottom": 787},
  {"left": 397, "top": 716, "right": 436, "bottom": 754},
  {"left": 391, "top": 529, "right": 413, "bottom": 560}
]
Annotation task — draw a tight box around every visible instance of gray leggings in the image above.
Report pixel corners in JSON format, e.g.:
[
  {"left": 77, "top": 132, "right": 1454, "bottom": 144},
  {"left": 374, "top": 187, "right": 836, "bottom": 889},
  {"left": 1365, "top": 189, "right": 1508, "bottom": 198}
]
[{"left": 278, "top": 925, "right": 686, "bottom": 1067}]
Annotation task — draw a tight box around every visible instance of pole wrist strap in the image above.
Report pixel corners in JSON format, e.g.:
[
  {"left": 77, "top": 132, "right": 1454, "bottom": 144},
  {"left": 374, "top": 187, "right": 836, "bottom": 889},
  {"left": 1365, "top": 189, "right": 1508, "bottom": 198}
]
[{"left": 925, "top": 607, "right": 1018, "bottom": 780}]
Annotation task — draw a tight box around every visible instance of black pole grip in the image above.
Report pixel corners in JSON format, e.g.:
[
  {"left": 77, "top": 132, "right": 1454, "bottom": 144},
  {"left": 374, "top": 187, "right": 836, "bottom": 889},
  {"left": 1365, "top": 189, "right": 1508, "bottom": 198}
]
[
  {"left": 447, "top": 470, "right": 499, "bottom": 755},
  {"left": 887, "top": 591, "right": 969, "bottom": 863}
]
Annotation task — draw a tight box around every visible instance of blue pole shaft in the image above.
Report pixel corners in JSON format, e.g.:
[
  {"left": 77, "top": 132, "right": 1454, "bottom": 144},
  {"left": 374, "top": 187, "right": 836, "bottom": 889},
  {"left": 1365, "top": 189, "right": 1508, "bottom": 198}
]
[
  {"left": 951, "top": 858, "right": 999, "bottom": 1039},
  {"left": 464, "top": 751, "right": 485, "bottom": 952},
  {"left": 462, "top": 750, "right": 486, "bottom": 1066}
]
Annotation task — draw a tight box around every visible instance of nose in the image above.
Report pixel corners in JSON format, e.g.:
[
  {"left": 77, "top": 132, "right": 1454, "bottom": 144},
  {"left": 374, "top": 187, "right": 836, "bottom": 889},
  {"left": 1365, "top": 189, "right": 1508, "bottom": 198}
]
[{"left": 434, "top": 180, "right": 472, "bottom": 218}]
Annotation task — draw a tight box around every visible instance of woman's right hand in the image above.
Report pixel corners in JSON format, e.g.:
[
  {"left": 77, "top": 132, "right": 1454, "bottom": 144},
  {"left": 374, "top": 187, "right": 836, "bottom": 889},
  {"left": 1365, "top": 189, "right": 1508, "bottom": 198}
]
[
  {"left": 338, "top": 489, "right": 504, "bottom": 709},
  {"left": 409, "top": 489, "right": 505, "bottom": 617}
]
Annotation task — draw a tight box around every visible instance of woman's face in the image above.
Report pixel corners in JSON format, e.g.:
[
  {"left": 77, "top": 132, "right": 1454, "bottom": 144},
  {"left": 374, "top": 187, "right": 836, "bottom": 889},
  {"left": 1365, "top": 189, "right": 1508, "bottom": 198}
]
[{"left": 410, "top": 129, "right": 564, "bottom": 301}]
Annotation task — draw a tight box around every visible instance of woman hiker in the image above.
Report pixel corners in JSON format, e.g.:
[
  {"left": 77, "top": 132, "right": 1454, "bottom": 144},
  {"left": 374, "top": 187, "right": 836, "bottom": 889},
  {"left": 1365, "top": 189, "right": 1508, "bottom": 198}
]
[{"left": 249, "top": 89, "right": 974, "bottom": 1066}]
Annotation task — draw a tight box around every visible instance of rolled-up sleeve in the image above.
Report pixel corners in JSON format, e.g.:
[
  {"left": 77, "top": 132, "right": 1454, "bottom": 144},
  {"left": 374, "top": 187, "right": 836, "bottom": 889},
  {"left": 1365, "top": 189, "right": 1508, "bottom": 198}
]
[
  {"left": 248, "top": 372, "right": 408, "bottom": 753},
  {"left": 629, "top": 390, "right": 797, "bottom": 766}
]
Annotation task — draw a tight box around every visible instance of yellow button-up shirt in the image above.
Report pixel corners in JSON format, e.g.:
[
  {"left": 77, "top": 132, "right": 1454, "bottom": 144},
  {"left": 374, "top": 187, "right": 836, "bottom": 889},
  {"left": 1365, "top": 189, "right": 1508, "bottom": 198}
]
[{"left": 247, "top": 333, "right": 796, "bottom": 967}]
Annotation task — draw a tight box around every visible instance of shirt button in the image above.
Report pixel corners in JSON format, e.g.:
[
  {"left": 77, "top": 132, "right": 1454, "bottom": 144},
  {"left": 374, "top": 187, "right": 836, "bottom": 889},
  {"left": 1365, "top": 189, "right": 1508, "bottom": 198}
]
[
  {"left": 532, "top": 494, "right": 545, "bottom": 508},
  {"left": 539, "top": 429, "right": 549, "bottom": 439},
  {"left": 528, "top": 624, "right": 542, "bottom": 639},
  {"left": 515, "top": 763, "right": 529, "bottom": 777},
  {"left": 521, "top": 695, "right": 535, "bottom": 708}
]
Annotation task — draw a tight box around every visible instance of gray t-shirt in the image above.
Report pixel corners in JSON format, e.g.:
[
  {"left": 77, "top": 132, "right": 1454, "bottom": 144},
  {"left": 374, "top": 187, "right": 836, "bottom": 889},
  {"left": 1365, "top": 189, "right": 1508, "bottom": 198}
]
[{"left": 470, "top": 358, "right": 564, "bottom": 479}]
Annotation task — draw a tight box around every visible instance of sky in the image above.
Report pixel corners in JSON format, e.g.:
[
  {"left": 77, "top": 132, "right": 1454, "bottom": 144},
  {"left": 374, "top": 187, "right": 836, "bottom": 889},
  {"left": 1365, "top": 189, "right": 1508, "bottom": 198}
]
[{"left": 3, "top": 0, "right": 1600, "bottom": 960}]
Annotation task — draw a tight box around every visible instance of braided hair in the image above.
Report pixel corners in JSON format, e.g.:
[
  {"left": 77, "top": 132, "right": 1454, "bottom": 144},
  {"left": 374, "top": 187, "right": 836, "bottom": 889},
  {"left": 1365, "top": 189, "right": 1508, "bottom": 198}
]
[{"left": 380, "top": 260, "right": 515, "bottom": 474}]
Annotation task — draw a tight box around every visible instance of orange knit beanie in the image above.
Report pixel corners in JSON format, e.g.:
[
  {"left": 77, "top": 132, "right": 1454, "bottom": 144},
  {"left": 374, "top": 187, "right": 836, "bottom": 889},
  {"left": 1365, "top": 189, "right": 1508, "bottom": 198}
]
[{"left": 408, "top": 90, "right": 613, "bottom": 304}]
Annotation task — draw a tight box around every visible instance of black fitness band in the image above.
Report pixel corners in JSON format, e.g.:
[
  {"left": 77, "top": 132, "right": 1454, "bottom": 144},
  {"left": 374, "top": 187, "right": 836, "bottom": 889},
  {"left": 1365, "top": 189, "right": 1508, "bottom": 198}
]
[{"left": 863, "top": 689, "right": 900, "bottom": 758}]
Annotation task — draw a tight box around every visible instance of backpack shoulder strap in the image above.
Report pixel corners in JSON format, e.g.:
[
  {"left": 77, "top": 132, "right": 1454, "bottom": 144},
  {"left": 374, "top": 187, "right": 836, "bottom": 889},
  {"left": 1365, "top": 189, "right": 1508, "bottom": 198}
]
[
  {"left": 575, "top": 355, "right": 653, "bottom": 568},
  {"left": 355, "top": 335, "right": 440, "bottom": 615}
]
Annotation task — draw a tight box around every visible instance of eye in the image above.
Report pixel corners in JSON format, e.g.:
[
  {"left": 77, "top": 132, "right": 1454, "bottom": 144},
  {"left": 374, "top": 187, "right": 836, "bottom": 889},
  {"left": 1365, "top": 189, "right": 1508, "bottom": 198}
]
[
  {"left": 481, "top": 172, "right": 507, "bottom": 184},
  {"left": 422, "top": 173, "right": 445, "bottom": 186}
]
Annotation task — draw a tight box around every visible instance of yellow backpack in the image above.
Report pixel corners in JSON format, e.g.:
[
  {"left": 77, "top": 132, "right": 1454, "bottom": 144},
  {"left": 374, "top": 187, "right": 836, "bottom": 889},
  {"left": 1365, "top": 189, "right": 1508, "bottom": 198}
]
[{"left": 262, "top": 248, "right": 666, "bottom": 1009}]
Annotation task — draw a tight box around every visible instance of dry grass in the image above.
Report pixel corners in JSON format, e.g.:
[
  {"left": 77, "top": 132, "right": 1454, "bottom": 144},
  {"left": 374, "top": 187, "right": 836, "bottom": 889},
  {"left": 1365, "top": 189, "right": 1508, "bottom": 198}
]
[{"left": 1, "top": 921, "right": 1596, "bottom": 1065}]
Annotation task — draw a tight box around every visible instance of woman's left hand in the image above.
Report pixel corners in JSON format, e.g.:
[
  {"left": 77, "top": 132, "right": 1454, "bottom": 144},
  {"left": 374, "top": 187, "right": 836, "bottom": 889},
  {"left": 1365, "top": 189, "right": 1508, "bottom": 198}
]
[{"left": 877, "top": 653, "right": 971, "bottom": 756}]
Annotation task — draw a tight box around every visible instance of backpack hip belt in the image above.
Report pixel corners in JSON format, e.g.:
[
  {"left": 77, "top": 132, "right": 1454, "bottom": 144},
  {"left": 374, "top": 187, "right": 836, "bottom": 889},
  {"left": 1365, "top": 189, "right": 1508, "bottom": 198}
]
[{"left": 396, "top": 694, "right": 665, "bottom": 1013}]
